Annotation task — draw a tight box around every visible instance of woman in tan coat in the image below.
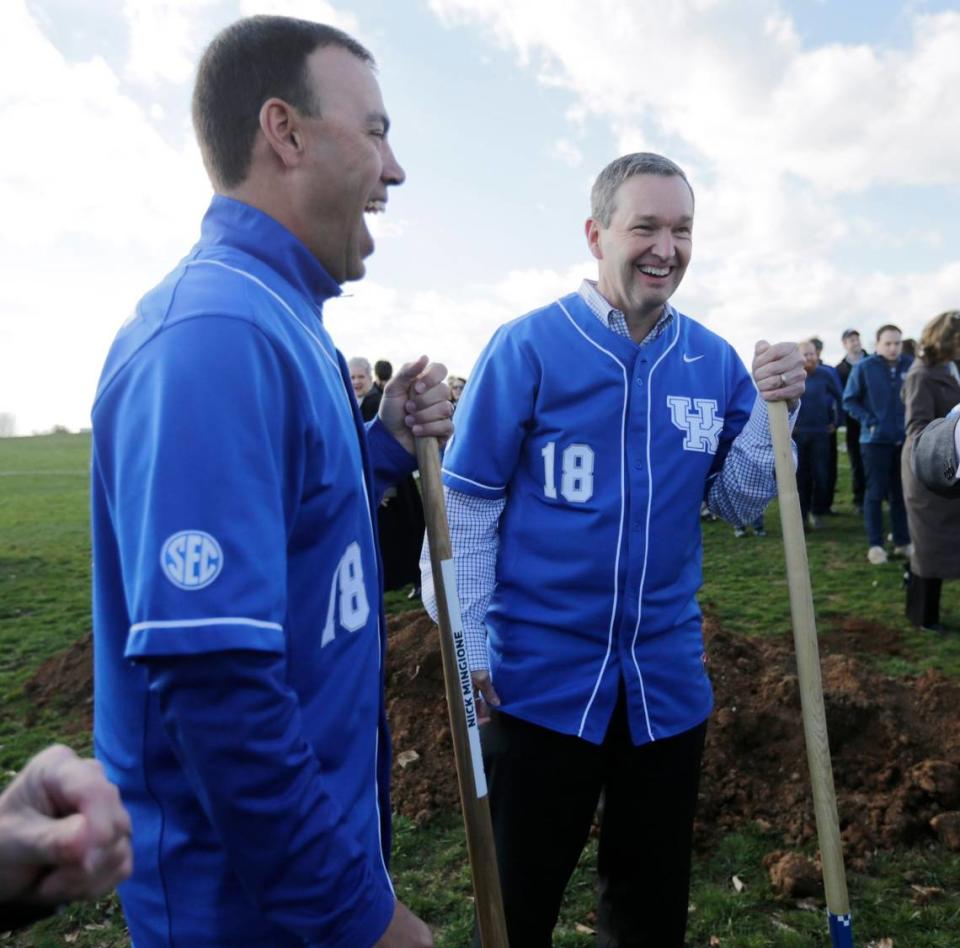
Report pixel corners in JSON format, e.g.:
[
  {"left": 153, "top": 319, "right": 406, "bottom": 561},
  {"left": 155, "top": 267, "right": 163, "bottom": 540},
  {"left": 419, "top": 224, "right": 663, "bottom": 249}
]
[{"left": 902, "top": 310, "right": 960, "bottom": 632}]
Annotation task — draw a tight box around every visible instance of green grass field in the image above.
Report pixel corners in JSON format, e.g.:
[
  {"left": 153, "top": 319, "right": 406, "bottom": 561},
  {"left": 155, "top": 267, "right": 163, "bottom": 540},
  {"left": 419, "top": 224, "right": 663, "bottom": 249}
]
[{"left": 1, "top": 432, "right": 958, "bottom": 946}]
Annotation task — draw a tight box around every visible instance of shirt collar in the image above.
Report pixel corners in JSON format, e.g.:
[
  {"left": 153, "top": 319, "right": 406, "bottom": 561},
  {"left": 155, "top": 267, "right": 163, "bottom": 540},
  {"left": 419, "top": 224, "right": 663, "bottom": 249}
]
[
  {"left": 578, "top": 279, "right": 676, "bottom": 339},
  {"left": 198, "top": 195, "right": 342, "bottom": 308}
]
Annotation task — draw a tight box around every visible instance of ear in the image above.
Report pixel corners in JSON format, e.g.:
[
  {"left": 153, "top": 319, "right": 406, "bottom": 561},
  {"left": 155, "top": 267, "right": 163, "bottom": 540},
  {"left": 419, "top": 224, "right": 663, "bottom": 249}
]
[
  {"left": 258, "top": 97, "right": 306, "bottom": 170},
  {"left": 585, "top": 218, "right": 603, "bottom": 261}
]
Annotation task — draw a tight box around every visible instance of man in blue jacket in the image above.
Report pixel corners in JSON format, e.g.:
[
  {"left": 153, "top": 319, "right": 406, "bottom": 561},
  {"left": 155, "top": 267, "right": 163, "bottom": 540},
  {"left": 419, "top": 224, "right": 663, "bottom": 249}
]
[
  {"left": 796, "top": 339, "right": 843, "bottom": 528},
  {"left": 424, "top": 152, "right": 805, "bottom": 947},
  {"left": 842, "top": 323, "right": 913, "bottom": 564},
  {"left": 91, "top": 16, "right": 447, "bottom": 947}
]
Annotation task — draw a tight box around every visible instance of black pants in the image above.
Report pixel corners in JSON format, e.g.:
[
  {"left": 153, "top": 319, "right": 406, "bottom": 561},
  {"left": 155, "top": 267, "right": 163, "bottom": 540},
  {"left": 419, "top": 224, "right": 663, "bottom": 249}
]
[
  {"left": 796, "top": 431, "right": 832, "bottom": 519},
  {"left": 846, "top": 421, "right": 865, "bottom": 507},
  {"left": 827, "top": 430, "right": 838, "bottom": 509},
  {"left": 476, "top": 690, "right": 707, "bottom": 947},
  {"left": 906, "top": 572, "right": 942, "bottom": 627}
]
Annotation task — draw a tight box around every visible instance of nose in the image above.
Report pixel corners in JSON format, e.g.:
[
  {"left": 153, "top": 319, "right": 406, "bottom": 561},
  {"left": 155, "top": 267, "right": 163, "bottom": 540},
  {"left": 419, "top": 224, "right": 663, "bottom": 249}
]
[
  {"left": 651, "top": 228, "right": 675, "bottom": 260},
  {"left": 382, "top": 141, "right": 406, "bottom": 187}
]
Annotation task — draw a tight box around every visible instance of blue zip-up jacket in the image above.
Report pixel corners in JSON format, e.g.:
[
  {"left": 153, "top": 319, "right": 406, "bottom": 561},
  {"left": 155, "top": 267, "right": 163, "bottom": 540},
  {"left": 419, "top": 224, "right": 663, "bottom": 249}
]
[
  {"left": 796, "top": 365, "right": 842, "bottom": 434},
  {"left": 91, "top": 196, "right": 410, "bottom": 947},
  {"left": 842, "top": 353, "right": 913, "bottom": 444}
]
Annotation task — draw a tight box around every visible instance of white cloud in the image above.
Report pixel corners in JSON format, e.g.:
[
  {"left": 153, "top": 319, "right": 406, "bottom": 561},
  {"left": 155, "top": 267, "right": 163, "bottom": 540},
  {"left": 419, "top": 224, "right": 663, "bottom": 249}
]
[
  {"left": 238, "top": 0, "right": 359, "bottom": 33},
  {"left": 771, "top": 15, "right": 960, "bottom": 191},
  {"left": 121, "top": 0, "right": 216, "bottom": 87},
  {"left": 426, "top": 0, "right": 960, "bottom": 366},
  {"left": 428, "top": 1, "right": 960, "bottom": 191},
  {"left": 3, "top": 0, "right": 959, "bottom": 435},
  {"left": 550, "top": 138, "right": 583, "bottom": 167},
  {"left": 324, "top": 263, "right": 591, "bottom": 379},
  {"left": 120, "top": 0, "right": 362, "bottom": 88},
  {"left": 0, "top": 0, "right": 370, "bottom": 434},
  {"left": 0, "top": 1, "right": 212, "bottom": 433}
]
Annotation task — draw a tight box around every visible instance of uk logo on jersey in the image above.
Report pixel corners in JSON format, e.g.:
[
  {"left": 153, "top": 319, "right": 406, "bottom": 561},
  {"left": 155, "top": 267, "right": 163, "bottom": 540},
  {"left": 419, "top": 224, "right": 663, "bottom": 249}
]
[
  {"left": 666, "top": 396, "right": 724, "bottom": 454},
  {"left": 161, "top": 530, "right": 223, "bottom": 590}
]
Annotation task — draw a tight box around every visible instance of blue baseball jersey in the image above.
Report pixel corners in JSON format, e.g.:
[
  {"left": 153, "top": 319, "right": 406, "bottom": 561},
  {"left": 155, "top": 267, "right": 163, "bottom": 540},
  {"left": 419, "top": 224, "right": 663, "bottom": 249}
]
[
  {"left": 91, "top": 196, "right": 411, "bottom": 946},
  {"left": 442, "top": 292, "right": 756, "bottom": 745}
]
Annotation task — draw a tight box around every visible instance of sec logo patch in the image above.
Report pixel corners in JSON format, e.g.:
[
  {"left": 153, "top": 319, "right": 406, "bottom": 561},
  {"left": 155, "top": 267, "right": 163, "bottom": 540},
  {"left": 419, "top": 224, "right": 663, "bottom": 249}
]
[{"left": 161, "top": 530, "right": 223, "bottom": 590}]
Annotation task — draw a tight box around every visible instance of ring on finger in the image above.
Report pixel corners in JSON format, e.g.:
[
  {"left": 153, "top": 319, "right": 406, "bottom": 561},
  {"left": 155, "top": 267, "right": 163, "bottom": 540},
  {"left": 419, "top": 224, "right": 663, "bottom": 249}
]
[{"left": 779, "top": 372, "right": 788, "bottom": 387}]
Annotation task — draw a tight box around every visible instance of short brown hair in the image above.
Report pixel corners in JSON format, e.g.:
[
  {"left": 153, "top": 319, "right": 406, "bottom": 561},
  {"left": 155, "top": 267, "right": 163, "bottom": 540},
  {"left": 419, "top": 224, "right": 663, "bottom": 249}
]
[
  {"left": 875, "top": 323, "right": 902, "bottom": 341},
  {"left": 590, "top": 153, "right": 693, "bottom": 227},
  {"left": 192, "top": 16, "right": 373, "bottom": 190},
  {"left": 918, "top": 310, "right": 960, "bottom": 365}
]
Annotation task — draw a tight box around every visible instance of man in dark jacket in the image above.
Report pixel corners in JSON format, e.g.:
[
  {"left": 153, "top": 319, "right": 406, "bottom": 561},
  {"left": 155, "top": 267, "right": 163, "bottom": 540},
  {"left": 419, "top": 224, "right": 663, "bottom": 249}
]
[
  {"left": 835, "top": 329, "right": 866, "bottom": 512},
  {"left": 811, "top": 337, "right": 842, "bottom": 512},
  {"left": 796, "top": 340, "right": 843, "bottom": 528},
  {"left": 842, "top": 324, "right": 913, "bottom": 564},
  {"left": 351, "top": 354, "right": 426, "bottom": 592}
]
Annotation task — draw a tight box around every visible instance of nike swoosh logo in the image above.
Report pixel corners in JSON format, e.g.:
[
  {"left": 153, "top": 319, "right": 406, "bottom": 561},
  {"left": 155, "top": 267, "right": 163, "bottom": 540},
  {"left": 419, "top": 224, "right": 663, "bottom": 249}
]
[{"left": 683, "top": 354, "right": 705, "bottom": 363}]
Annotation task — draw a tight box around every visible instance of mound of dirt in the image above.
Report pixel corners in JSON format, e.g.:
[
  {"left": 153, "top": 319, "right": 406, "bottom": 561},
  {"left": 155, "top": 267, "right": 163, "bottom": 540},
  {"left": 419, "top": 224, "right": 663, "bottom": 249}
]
[
  {"left": 386, "top": 610, "right": 960, "bottom": 865},
  {"left": 700, "top": 618, "right": 960, "bottom": 866},
  {"left": 23, "top": 610, "right": 960, "bottom": 865},
  {"left": 24, "top": 632, "right": 93, "bottom": 734}
]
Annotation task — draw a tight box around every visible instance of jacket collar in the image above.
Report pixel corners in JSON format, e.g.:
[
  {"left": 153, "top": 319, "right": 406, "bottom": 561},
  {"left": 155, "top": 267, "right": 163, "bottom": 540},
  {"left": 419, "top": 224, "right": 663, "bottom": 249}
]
[{"left": 198, "top": 195, "right": 342, "bottom": 309}]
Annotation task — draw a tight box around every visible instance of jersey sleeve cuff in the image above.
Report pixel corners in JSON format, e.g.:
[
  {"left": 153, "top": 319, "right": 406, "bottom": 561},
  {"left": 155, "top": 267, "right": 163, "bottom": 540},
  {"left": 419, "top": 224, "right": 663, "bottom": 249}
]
[
  {"left": 125, "top": 617, "right": 285, "bottom": 659},
  {"left": 441, "top": 468, "right": 507, "bottom": 499},
  {"left": 366, "top": 417, "right": 417, "bottom": 477},
  {"left": 310, "top": 887, "right": 396, "bottom": 948},
  {"left": 741, "top": 395, "right": 798, "bottom": 444}
]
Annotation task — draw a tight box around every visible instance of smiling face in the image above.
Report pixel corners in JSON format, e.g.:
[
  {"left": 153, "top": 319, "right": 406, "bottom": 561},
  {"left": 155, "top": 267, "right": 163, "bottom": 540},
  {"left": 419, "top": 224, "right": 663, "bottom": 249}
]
[
  {"left": 349, "top": 361, "right": 373, "bottom": 399},
  {"left": 293, "top": 46, "right": 405, "bottom": 283},
  {"left": 586, "top": 173, "right": 693, "bottom": 329}
]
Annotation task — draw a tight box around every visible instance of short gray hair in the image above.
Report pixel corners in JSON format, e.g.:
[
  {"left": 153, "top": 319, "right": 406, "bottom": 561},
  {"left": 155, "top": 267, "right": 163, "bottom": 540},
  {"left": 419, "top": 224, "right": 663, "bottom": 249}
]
[
  {"left": 348, "top": 357, "right": 372, "bottom": 374},
  {"left": 590, "top": 153, "right": 693, "bottom": 227}
]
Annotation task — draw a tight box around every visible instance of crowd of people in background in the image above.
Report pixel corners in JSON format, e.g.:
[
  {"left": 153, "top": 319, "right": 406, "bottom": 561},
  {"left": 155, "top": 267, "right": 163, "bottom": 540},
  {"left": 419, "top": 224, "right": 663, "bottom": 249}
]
[
  {"left": 362, "top": 316, "right": 959, "bottom": 639},
  {"left": 346, "top": 360, "right": 470, "bottom": 599},
  {"left": 349, "top": 357, "right": 429, "bottom": 597},
  {"left": 724, "top": 315, "right": 960, "bottom": 635}
]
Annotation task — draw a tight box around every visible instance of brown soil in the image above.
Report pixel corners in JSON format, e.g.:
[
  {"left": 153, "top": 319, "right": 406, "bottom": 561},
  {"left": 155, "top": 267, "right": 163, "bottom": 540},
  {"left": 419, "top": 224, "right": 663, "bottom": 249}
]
[
  {"left": 24, "top": 632, "right": 93, "bottom": 734},
  {"left": 24, "top": 610, "right": 960, "bottom": 866},
  {"left": 386, "top": 610, "right": 960, "bottom": 867}
]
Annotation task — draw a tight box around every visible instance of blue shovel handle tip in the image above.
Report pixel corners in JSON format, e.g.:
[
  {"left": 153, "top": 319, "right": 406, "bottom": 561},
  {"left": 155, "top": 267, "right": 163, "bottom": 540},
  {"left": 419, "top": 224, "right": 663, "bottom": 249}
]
[{"left": 828, "top": 911, "right": 854, "bottom": 947}]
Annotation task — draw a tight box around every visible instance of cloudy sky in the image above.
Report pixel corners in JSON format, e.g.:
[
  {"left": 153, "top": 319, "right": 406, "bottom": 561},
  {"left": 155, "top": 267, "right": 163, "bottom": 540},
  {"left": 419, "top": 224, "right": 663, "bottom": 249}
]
[{"left": 2, "top": 0, "right": 959, "bottom": 434}]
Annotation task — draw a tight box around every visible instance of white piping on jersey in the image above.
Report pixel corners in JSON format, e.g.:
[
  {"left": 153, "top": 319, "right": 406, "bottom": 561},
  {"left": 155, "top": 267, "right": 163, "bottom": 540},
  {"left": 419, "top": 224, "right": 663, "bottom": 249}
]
[
  {"left": 629, "top": 314, "right": 682, "bottom": 742},
  {"left": 129, "top": 617, "right": 283, "bottom": 634},
  {"left": 441, "top": 469, "right": 506, "bottom": 492},
  {"left": 183, "top": 258, "right": 379, "bottom": 567},
  {"left": 183, "top": 257, "right": 379, "bottom": 554},
  {"left": 183, "top": 256, "right": 393, "bottom": 888},
  {"left": 373, "top": 731, "right": 394, "bottom": 896},
  {"left": 184, "top": 260, "right": 341, "bottom": 373},
  {"left": 556, "top": 300, "right": 629, "bottom": 740}
]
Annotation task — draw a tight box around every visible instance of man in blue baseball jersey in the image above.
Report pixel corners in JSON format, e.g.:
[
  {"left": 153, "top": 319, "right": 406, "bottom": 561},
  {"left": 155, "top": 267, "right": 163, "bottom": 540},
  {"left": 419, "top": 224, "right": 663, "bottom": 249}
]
[
  {"left": 423, "top": 153, "right": 805, "bottom": 946},
  {"left": 92, "top": 16, "right": 448, "bottom": 947}
]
